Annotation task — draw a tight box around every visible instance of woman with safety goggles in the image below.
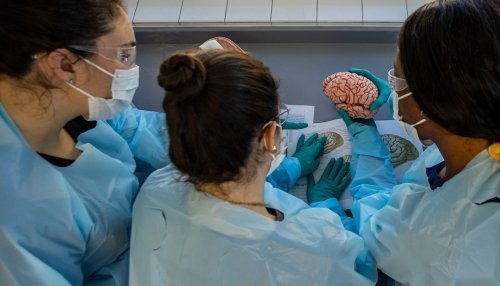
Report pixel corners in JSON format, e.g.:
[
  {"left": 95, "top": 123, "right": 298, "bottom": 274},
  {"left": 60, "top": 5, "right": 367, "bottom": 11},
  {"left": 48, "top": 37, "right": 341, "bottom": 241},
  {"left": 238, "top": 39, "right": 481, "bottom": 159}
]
[
  {"left": 336, "top": 0, "right": 500, "bottom": 284},
  {"left": 0, "top": 1, "right": 168, "bottom": 285}
]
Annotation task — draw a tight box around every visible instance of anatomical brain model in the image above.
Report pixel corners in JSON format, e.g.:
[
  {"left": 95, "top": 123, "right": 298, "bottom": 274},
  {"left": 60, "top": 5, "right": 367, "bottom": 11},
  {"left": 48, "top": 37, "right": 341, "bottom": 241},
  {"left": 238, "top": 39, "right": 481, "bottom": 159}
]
[{"left": 322, "top": 72, "right": 379, "bottom": 119}]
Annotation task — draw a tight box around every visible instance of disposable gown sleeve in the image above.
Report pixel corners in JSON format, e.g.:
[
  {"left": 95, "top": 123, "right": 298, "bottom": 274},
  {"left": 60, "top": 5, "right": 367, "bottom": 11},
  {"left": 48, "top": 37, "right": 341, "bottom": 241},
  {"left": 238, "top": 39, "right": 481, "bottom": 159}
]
[
  {"left": 265, "top": 157, "right": 301, "bottom": 192},
  {"left": 353, "top": 185, "right": 423, "bottom": 285},
  {"left": 106, "top": 106, "right": 170, "bottom": 170},
  {"left": 311, "top": 198, "right": 357, "bottom": 233},
  {"left": 0, "top": 232, "right": 72, "bottom": 286},
  {"left": 346, "top": 122, "right": 396, "bottom": 232},
  {"left": 264, "top": 184, "right": 378, "bottom": 284},
  {"left": 348, "top": 122, "right": 396, "bottom": 199}
]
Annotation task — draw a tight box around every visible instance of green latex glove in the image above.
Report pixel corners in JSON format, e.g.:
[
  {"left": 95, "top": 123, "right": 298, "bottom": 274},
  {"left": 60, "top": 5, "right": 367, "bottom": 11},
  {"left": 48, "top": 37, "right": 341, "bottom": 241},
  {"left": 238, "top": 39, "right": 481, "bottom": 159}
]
[
  {"left": 338, "top": 109, "right": 376, "bottom": 127},
  {"left": 307, "top": 157, "right": 351, "bottom": 204},
  {"left": 292, "top": 133, "right": 327, "bottom": 177},
  {"left": 348, "top": 68, "right": 391, "bottom": 111},
  {"left": 281, "top": 121, "right": 308, "bottom": 130}
]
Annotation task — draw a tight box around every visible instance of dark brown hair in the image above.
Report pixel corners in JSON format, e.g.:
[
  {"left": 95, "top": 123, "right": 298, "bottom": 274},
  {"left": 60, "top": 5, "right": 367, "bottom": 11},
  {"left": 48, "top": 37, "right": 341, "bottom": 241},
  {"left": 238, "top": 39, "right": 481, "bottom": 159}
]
[
  {"left": 0, "top": 0, "right": 124, "bottom": 79},
  {"left": 399, "top": 0, "right": 500, "bottom": 141},
  {"left": 158, "top": 49, "right": 280, "bottom": 184}
]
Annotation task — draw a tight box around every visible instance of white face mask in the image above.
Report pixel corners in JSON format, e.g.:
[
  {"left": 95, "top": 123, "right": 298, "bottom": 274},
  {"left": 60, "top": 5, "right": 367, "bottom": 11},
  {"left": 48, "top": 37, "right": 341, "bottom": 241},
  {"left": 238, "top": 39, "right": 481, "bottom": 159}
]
[
  {"left": 392, "top": 91, "right": 434, "bottom": 147},
  {"left": 66, "top": 58, "right": 139, "bottom": 121},
  {"left": 267, "top": 123, "right": 288, "bottom": 176}
]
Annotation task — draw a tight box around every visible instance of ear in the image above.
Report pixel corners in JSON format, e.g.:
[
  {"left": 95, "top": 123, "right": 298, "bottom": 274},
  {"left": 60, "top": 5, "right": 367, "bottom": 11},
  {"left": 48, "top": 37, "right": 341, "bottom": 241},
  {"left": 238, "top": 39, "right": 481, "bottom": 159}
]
[
  {"left": 261, "top": 122, "right": 279, "bottom": 153},
  {"left": 45, "top": 48, "right": 78, "bottom": 83}
]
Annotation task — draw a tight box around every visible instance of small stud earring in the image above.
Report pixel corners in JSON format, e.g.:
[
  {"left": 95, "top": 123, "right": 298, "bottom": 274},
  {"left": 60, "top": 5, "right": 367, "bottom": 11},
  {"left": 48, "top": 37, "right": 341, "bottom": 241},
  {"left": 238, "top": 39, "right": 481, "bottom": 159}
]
[
  {"left": 68, "top": 79, "right": 75, "bottom": 84},
  {"left": 271, "top": 145, "right": 277, "bottom": 152}
]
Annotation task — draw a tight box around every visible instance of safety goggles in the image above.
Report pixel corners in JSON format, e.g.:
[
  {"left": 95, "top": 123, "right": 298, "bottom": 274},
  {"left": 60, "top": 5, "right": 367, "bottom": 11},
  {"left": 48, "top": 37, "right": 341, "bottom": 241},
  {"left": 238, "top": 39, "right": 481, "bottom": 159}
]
[
  {"left": 387, "top": 68, "right": 408, "bottom": 92},
  {"left": 261, "top": 104, "right": 290, "bottom": 151},
  {"left": 277, "top": 103, "right": 290, "bottom": 126},
  {"left": 68, "top": 45, "right": 137, "bottom": 68},
  {"left": 263, "top": 104, "right": 290, "bottom": 130}
]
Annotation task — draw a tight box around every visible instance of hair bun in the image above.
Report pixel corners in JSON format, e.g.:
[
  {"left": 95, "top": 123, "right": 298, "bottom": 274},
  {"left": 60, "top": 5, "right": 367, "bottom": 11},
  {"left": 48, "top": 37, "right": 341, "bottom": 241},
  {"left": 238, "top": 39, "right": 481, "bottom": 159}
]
[{"left": 157, "top": 53, "right": 207, "bottom": 102}]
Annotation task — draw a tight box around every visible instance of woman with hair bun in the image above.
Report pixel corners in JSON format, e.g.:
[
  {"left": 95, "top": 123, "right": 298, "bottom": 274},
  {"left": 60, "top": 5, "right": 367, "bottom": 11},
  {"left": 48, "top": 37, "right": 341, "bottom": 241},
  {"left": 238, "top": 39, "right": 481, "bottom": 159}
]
[{"left": 129, "top": 48, "right": 376, "bottom": 286}]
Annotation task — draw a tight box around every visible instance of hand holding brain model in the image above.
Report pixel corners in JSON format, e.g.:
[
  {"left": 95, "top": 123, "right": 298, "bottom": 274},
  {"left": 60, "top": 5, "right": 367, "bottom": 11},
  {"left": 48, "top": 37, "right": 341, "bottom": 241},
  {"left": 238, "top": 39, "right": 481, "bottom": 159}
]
[{"left": 322, "top": 71, "right": 380, "bottom": 119}]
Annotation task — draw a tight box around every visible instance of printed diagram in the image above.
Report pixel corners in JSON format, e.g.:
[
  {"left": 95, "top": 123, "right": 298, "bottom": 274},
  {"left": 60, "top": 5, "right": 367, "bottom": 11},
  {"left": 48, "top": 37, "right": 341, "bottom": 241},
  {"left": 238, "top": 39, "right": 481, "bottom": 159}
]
[
  {"left": 381, "top": 134, "right": 419, "bottom": 168},
  {"left": 319, "top": 131, "right": 343, "bottom": 154},
  {"left": 286, "top": 118, "right": 423, "bottom": 208}
]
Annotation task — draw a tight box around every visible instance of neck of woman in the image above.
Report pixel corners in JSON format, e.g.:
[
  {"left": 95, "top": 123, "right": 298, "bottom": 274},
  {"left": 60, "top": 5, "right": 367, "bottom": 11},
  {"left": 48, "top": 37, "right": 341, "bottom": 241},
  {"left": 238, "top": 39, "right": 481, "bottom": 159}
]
[
  {"left": 435, "top": 133, "right": 492, "bottom": 181},
  {"left": 198, "top": 169, "right": 276, "bottom": 220},
  {"left": 0, "top": 80, "right": 82, "bottom": 159}
]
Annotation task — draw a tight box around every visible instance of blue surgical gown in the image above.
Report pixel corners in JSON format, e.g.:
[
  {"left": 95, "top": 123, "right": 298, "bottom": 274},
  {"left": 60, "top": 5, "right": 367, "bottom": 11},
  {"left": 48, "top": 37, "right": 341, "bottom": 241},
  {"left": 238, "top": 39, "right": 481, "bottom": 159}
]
[
  {"left": 129, "top": 165, "right": 377, "bottom": 286},
  {"left": 0, "top": 100, "right": 301, "bottom": 286},
  {"left": 346, "top": 122, "right": 500, "bottom": 285},
  {"left": 0, "top": 105, "right": 168, "bottom": 286}
]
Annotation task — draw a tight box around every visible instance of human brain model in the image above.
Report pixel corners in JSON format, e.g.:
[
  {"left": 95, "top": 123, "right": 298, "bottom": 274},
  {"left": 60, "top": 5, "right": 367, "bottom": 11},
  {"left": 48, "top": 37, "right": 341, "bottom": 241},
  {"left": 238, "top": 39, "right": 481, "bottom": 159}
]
[{"left": 322, "top": 72, "right": 379, "bottom": 119}]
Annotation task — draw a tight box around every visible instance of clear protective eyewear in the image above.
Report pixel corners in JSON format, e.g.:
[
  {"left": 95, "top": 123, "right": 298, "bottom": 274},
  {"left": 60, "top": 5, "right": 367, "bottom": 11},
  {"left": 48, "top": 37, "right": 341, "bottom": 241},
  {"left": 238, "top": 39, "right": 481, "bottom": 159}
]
[
  {"left": 277, "top": 103, "right": 290, "bottom": 126},
  {"left": 262, "top": 103, "right": 290, "bottom": 154},
  {"left": 276, "top": 103, "right": 290, "bottom": 155},
  {"left": 68, "top": 45, "right": 137, "bottom": 68},
  {"left": 388, "top": 68, "right": 408, "bottom": 92}
]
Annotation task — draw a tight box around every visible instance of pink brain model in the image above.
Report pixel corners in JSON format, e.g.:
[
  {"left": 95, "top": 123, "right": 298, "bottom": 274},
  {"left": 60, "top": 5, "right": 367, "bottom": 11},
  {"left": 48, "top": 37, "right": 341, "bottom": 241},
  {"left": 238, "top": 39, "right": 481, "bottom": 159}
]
[{"left": 322, "top": 72, "right": 379, "bottom": 119}]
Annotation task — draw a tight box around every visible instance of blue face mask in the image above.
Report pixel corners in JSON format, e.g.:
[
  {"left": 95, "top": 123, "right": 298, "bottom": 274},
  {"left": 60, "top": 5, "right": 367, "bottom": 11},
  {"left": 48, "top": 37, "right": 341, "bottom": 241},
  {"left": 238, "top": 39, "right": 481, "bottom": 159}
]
[
  {"left": 66, "top": 58, "right": 140, "bottom": 121},
  {"left": 392, "top": 91, "right": 434, "bottom": 147}
]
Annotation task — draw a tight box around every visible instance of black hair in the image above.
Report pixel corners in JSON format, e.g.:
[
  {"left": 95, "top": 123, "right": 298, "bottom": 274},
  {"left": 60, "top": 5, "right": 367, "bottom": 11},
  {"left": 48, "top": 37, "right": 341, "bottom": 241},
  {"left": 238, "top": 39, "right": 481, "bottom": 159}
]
[
  {"left": 158, "top": 49, "right": 280, "bottom": 184},
  {"left": 398, "top": 0, "right": 500, "bottom": 141},
  {"left": 0, "top": 0, "right": 124, "bottom": 79}
]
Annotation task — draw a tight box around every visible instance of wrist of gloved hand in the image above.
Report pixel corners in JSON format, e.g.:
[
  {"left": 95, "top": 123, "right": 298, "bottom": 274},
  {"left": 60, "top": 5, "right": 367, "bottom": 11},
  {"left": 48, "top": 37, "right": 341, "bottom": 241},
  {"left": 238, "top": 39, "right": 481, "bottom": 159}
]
[
  {"left": 337, "top": 109, "right": 388, "bottom": 157},
  {"left": 348, "top": 123, "right": 391, "bottom": 158},
  {"left": 281, "top": 121, "right": 308, "bottom": 130},
  {"left": 307, "top": 183, "right": 343, "bottom": 203},
  {"left": 338, "top": 109, "right": 376, "bottom": 127}
]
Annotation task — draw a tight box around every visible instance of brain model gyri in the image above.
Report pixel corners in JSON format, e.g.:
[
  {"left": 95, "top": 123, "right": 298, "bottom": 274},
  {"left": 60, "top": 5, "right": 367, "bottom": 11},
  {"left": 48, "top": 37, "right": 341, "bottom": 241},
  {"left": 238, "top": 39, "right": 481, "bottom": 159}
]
[{"left": 322, "top": 72, "right": 379, "bottom": 119}]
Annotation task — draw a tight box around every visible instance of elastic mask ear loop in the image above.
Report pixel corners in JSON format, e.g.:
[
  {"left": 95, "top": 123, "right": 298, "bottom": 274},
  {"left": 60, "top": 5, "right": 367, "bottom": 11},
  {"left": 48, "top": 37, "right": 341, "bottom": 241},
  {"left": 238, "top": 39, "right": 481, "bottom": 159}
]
[
  {"left": 80, "top": 57, "right": 114, "bottom": 78},
  {"left": 65, "top": 80, "right": 95, "bottom": 99},
  {"left": 270, "top": 147, "right": 278, "bottom": 160},
  {"left": 393, "top": 91, "right": 412, "bottom": 120},
  {"left": 410, "top": 118, "right": 427, "bottom": 127},
  {"left": 397, "top": 91, "right": 412, "bottom": 100},
  {"left": 410, "top": 111, "right": 428, "bottom": 127}
]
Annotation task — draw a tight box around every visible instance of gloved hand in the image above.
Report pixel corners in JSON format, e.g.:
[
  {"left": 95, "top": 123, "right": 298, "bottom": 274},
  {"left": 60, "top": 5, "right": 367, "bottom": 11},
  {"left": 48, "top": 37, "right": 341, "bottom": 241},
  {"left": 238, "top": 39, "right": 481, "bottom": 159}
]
[
  {"left": 307, "top": 157, "right": 351, "bottom": 204},
  {"left": 338, "top": 109, "right": 389, "bottom": 158},
  {"left": 292, "top": 133, "right": 327, "bottom": 177},
  {"left": 338, "top": 109, "right": 376, "bottom": 127},
  {"left": 348, "top": 68, "right": 391, "bottom": 111},
  {"left": 281, "top": 121, "right": 308, "bottom": 130}
]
